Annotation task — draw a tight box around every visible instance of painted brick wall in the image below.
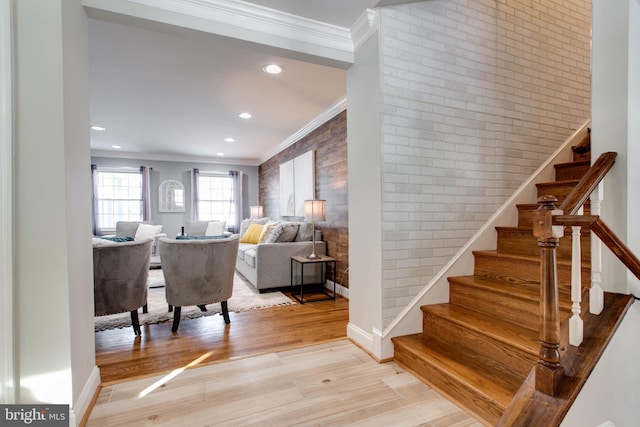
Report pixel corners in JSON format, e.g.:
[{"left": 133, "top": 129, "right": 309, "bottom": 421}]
[{"left": 379, "top": 0, "right": 591, "bottom": 326}]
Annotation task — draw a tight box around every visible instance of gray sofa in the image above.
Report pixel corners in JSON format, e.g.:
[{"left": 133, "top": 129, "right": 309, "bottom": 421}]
[{"left": 235, "top": 220, "right": 326, "bottom": 291}]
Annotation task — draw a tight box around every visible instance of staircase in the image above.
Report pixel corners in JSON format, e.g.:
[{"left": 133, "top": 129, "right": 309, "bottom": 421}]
[{"left": 391, "top": 149, "right": 593, "bottom": 425}]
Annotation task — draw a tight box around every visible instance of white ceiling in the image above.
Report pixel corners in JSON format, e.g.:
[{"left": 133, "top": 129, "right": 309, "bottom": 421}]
[{"left": 88, "top": 0, "right": 377, "bottom": 165}]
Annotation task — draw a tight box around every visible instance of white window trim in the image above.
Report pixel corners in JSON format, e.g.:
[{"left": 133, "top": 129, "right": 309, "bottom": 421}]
[{"left": 95, "top": 167, "right": 144, "bottom": 232}]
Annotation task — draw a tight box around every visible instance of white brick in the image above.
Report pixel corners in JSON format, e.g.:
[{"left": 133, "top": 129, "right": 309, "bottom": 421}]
[{"left": 379, "top": 0, "right": 590, "bottom": 327}]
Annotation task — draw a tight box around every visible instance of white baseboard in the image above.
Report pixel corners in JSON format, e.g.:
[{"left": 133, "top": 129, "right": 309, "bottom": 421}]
[
  {"left": 347, "top": 322, "right": 372, "bottom": 354},
  {"left": 72, "top": 366, "right": 100, "bottom": 426},
  {"left": 325, "top": 280, "right": 349, "bottom": 299}
]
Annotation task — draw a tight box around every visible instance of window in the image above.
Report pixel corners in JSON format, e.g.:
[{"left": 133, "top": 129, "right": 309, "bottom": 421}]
[
  {"left": 197, "top": 174, "right": 235, "bottom": 223},
  {"left": 95, "top": 169, "right": 143, "bottom": 230}
]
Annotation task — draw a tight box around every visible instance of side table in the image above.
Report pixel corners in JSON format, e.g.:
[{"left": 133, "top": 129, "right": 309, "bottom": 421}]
[{"left": 290, "top": 255, "right": 336, "bottom": 304}]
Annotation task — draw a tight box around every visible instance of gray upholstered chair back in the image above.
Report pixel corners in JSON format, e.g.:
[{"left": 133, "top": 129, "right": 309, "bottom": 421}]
[
  {"left": 184, "top": 220, "right": 210, "bottom": 236},
  {"left": 93, "top": 239, "right": 152, "bottom": 335},
  {"left": 115, "top": 221, "right": 150, "bottom": 238},
  {"left": 158, "top": 235, "right": 240, "bottom": 330}
]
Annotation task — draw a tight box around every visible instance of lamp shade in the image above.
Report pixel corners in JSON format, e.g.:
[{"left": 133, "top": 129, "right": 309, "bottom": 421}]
[
  {"left": 304, "top": 200, "right": 326, "bottom": 222},
  {"left": 250, "top": 205, "right": 264, "bottom": 219}
]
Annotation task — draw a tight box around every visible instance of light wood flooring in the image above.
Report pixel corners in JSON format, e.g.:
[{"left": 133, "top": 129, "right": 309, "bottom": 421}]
[
  {"left": 91, "top": 287, "right": 481, "bottom": 426},
  {"left": 88, "top": 339, "right": 482, "bottom": 426}
]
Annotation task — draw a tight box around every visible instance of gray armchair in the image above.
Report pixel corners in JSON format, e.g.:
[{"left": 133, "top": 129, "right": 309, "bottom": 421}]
[
  {"left": 93, "top": 239, "right": 152, "bottom": 336},
  {"left": 158, "top": 235, "right": 240, "bottom": 332}
]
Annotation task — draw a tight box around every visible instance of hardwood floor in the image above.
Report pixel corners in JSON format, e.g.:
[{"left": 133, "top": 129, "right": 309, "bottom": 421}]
[
  {"left": 92, "top": 290, "right": 482, "bottom": 426},
  {"left": 95, "top": 291, "right": 350, "bottom": 385},
  {"left": 89, "top": 339, "right": 482, "bottom": 426}
]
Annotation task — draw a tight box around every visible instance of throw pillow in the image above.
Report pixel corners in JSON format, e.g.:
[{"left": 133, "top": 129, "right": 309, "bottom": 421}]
[
  {"left": 239, "top": 223, "right": 264, "bottom": 244},
  {"left": 204, "top": 221, "right": 226, "bottom": 236},
  {"left": 258, "top": 221, "right": 279, "bottom": 243},
  {"left": 294, "top": 222, "right": 314, "bottom": 241},
  {"left": 275, "top": 223, "right": 299, "bottom": 242},
  {"left": 239, "top": 217, "right": 270, "bottom": 237},
  {"left": 135, "top": 223, "right": 162, "bottom": 241}
]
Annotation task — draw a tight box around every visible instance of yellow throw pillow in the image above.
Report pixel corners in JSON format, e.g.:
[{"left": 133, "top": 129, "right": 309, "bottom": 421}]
[
  {"left": 258, "top": 221, "right": 280, "bottom": 243},
  {"left": 240, "top": 223, "right": 264, "bottom": 244}
]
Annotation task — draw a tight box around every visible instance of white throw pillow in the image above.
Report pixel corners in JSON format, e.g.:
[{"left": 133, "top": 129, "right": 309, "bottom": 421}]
[
  {"left": 205, "top": 221, "right": 226, "bottom": 236},
  {"left": 134, "top": 223, "right": 162, "bottom": 241}
]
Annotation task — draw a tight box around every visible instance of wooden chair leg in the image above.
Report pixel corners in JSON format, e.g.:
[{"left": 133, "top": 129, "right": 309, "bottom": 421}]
[
  {"left": 221, "top": 301, "right": 230, "bottom": 324},
  {"left": 130, "top": 310, "right": 141, "bottom": 336},
  {"left": 143, "top": 303, "right": 148, "bottom": 314},
  {"left": 171, "top": 306, "right": 181, "bottom": 332},
  {"left": 197, "top": 304, "right": 207, "bottom": 312},
  {"left": 168, "top": 304, "right": 173, "bottom": 312}
]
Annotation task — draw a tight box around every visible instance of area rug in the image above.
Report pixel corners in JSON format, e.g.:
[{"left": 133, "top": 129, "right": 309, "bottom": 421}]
[{"left": 95, "top": 269, "right": 295, "bottom": 332}]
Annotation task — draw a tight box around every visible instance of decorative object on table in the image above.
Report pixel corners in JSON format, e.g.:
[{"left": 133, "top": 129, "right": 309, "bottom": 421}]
[
  {"left": 250, "top": 205, "right": 264, "bottom": 219},
  {"left": 94, "top": 269, "right": 295, "bottom": 332},
  {"left": 304, "top": 199, "right": 325, "bottom": 259},
  {"left": 158, "top": 235, "right": 240, "bottom": 332},
  {"left": 93, "top": 239, "right": 152, "bottom": 336}
]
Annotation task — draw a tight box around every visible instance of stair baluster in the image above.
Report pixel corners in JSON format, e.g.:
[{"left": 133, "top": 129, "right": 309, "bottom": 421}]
[
  {"left": 590, "top": 183, "right": 604, "bottom": 314},
  {"left": 533, "top": 195, "right": 565, "bottom": 396},
  {"left": 569, "top": 206, "right": 584, "bottom": 346}
]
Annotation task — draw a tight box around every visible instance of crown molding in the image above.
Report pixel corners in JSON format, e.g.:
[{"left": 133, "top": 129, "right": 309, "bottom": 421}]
[
  {"left": 91, "top": 150, "right": 260, "bottom": 166},
  {"left": 258, "top": 98, "right": 347, "bottom": 165},
  {"left": 351, "top": 8, "right": 379, "bottom": 51},
  {"left": 128, "top": 0, "right": 354, "bottom": 54}
]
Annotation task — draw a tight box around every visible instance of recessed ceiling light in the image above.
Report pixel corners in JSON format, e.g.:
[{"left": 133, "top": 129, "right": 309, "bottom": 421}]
[
  {"left": 263, "top": 64, "right": 282, "bottom": 74},
  {"left": 111, "top": 145, "right": 121, "bottom": 149},
  {"left": 238, "top": 112, "right": 252, "bottom": 119},
  {"left": 91, "top": 125, "right": 106, "bottom": 131},
  {"left": 225, "top": 137, "right": 235, "bottom": 143},
  {"left": 217, "top": 152, "right": 225, "bottom": 156}
]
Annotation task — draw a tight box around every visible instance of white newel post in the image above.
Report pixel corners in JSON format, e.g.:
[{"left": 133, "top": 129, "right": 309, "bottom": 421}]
[
  {"left": 569, "top": 206, "right": 584, "bottom": 346},
  {"left": 590, "top": 183, "right": 604, "bottom": 315}
]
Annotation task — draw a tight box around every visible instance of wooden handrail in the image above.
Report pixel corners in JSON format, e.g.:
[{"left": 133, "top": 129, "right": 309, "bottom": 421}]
[
  {"left": 559, "top": 152, "right": 616, "bottom": 214},
  {"left": 555, "top": 215, "right": 640, "bottom": 281}
]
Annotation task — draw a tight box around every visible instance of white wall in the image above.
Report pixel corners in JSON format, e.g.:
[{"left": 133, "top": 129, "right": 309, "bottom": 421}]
[
  {"left": 14, "top": 0, "right": 95, "bottom": 423},
  {"left": 561, "top": 303, "right": 640, "bottom": 427},
  {"left": 590, "top": 0, "right": 635, "bottom": 296}
]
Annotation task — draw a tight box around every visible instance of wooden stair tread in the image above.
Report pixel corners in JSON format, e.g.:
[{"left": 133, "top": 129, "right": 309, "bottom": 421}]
[
  {"left": 449, "top": 275, "right": 572, "bottom": 307},
  {"left": 536, "top": 178, "right": 580, "bottom": 186},
  {"left": 554, "top": 160, "right": 590, "bottom": 168},
  {"left": 448, "top": 275, "right": 541, "bottom": 301},
  {"left": 472, "top": 249, "right": 589, "bottom": 269},
  {"left": 392, "top": 334, "right": 519, "bottom": 409},
  {"left": 422, "top": 303, "right": 540, "bottom": 356}
]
